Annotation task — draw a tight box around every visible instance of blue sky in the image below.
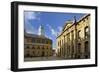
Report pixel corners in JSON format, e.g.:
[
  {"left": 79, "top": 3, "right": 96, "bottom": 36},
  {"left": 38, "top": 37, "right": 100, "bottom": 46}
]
[{"left": 24, "top": 11, "right": 86, "bottom": 49}]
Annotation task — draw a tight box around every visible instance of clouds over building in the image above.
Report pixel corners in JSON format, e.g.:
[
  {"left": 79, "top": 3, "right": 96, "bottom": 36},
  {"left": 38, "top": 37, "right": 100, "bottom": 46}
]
[{"left": 24, "top": 11, "right": 40, "bottom": 34}]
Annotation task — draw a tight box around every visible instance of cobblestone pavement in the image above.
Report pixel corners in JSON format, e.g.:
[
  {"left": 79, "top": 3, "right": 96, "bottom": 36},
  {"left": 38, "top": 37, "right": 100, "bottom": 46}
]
[{"left": 24, "top": 56, "right": 66, "bottom": 62}]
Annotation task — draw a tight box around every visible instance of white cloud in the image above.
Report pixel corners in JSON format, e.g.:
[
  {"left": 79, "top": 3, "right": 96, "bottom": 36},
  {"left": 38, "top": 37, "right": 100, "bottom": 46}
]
[
  {"left": 24, "top": 11, "right": 40, "bottom": 34},
  {"left": 57, "top": 26, "right": 63, "bottom": 35},
  {"left": 25, "top": 12, "right": 40, "bottom": 20},
  {"left": 38, "top": 25, "right": 41, "bottom": 35},
  {"left": 45, "top": 34, "right": 52, "bottom": 39},
  {"left": 46, "top": 24, "right": 57, "bottom": 37},
  {"left": 25, "top": 12, "right": 36, "bottom": 20},
  {"left": 25, "top": 21, "right": 34, "bottom": 34},
  {"left": 26, "top": 30, "right": 34, "bottom": 34},
  {"left": 58, "top": 26, "right": 62, "bottom": 32},
  {"left": 51, "top": 29, "right": 57, "bottom": 36}
]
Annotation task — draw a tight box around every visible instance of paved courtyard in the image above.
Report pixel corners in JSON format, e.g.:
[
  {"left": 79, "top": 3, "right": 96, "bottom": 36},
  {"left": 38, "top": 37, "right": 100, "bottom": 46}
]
[{"left": 24, "top": 56, "right": 66, "bottom": 62}]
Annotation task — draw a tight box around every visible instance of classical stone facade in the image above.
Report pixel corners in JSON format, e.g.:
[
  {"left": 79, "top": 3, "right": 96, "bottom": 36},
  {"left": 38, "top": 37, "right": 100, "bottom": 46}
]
[
  {"left": 24, "top": 33, "right": 53, "bottom": 58},
  {"left": 24, "top": 24, "right": 53, "bottom": 58},
  {"left": 56, "top": 14, "right": 90, "bottom": 59}
]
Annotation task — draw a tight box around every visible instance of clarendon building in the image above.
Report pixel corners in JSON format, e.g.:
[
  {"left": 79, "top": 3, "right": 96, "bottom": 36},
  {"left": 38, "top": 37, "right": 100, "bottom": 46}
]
[
  {"left": 24, "top": 25, "right": 53, "bottom": 58},
  {"left": 56, "top": 14, "right": 90, "bottom": 59}
]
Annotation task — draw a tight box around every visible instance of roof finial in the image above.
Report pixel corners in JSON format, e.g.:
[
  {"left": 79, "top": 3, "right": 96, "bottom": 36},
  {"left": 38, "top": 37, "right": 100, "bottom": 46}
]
[
  {"left": 74, "top": 16, "right": 77, "bottom": 24},
  {"left": 38, "top": 24, "right": 45, "bottom": 36}
]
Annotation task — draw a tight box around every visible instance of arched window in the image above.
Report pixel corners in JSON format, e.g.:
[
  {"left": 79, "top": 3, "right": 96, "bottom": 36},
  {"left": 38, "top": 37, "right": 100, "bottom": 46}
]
[
  {"left": 84, "top": 41, "right": 89, "bottom": 54},
  {"left": 42, "top": 46, "right": 44, "bottom": 50},
  {"left": 26, "top": 45, "right": 30, "bottom": 49},
  {"left": 46, "top": 40, "right": 48, "bottom": 44},
  {"left": 77, "top": 43, "right": 81, "bottom": 58},
  {"left": 78, "top": 43, "right": 81, "bottom": 54},
  {"left": 78, "top": 30, "right": 81, "bottom": 39},
  {"left": 85, "top": 26, "right": 89, "bottom": 38},
  {"left": 71, "top": 30, "right": 74, "bottom": 40},
  {"left": 26, "top": 51, "right": 30, "bottom": 57},
  {"left": 33, "top": 51, "right": 34, "bottom": 56},
  {"left": 38, "top": 46, "right": 40, "bottom": 49},
  {"left": 72, "top": 45, "right": 74, "bottom": 55},
  {"left": 67, "top": 45, "right": 70, "bottom": 56},
  {"left": 32, "top": 46, "right": 34, "bottom": 49},
  {"left": 42, "top": 51, "right": 44, "bottom": 56}
]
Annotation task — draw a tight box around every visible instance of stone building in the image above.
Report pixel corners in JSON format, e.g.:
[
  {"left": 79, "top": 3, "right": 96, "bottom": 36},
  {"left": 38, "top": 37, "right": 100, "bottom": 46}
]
[
  {"left": 24, "top": 25, "right": 53, "bottom": 58},
  {"left": 56, "top": 14, "right": 90, "bottom": 59}
]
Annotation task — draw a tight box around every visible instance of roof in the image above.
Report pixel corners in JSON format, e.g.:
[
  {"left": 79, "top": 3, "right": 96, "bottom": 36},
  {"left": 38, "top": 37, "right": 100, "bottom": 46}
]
[
  {"left": 77, "top": 14, "right": 90, "bottom": 23},
  {"left": 24, "top": 32, "right": 51, "bottom": 41},
  {"left": 62, "top": 20, "right": 74, "bottom": 31},
  {"left": 57, "top": 14, "right": 90, "bottom": 38}
]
